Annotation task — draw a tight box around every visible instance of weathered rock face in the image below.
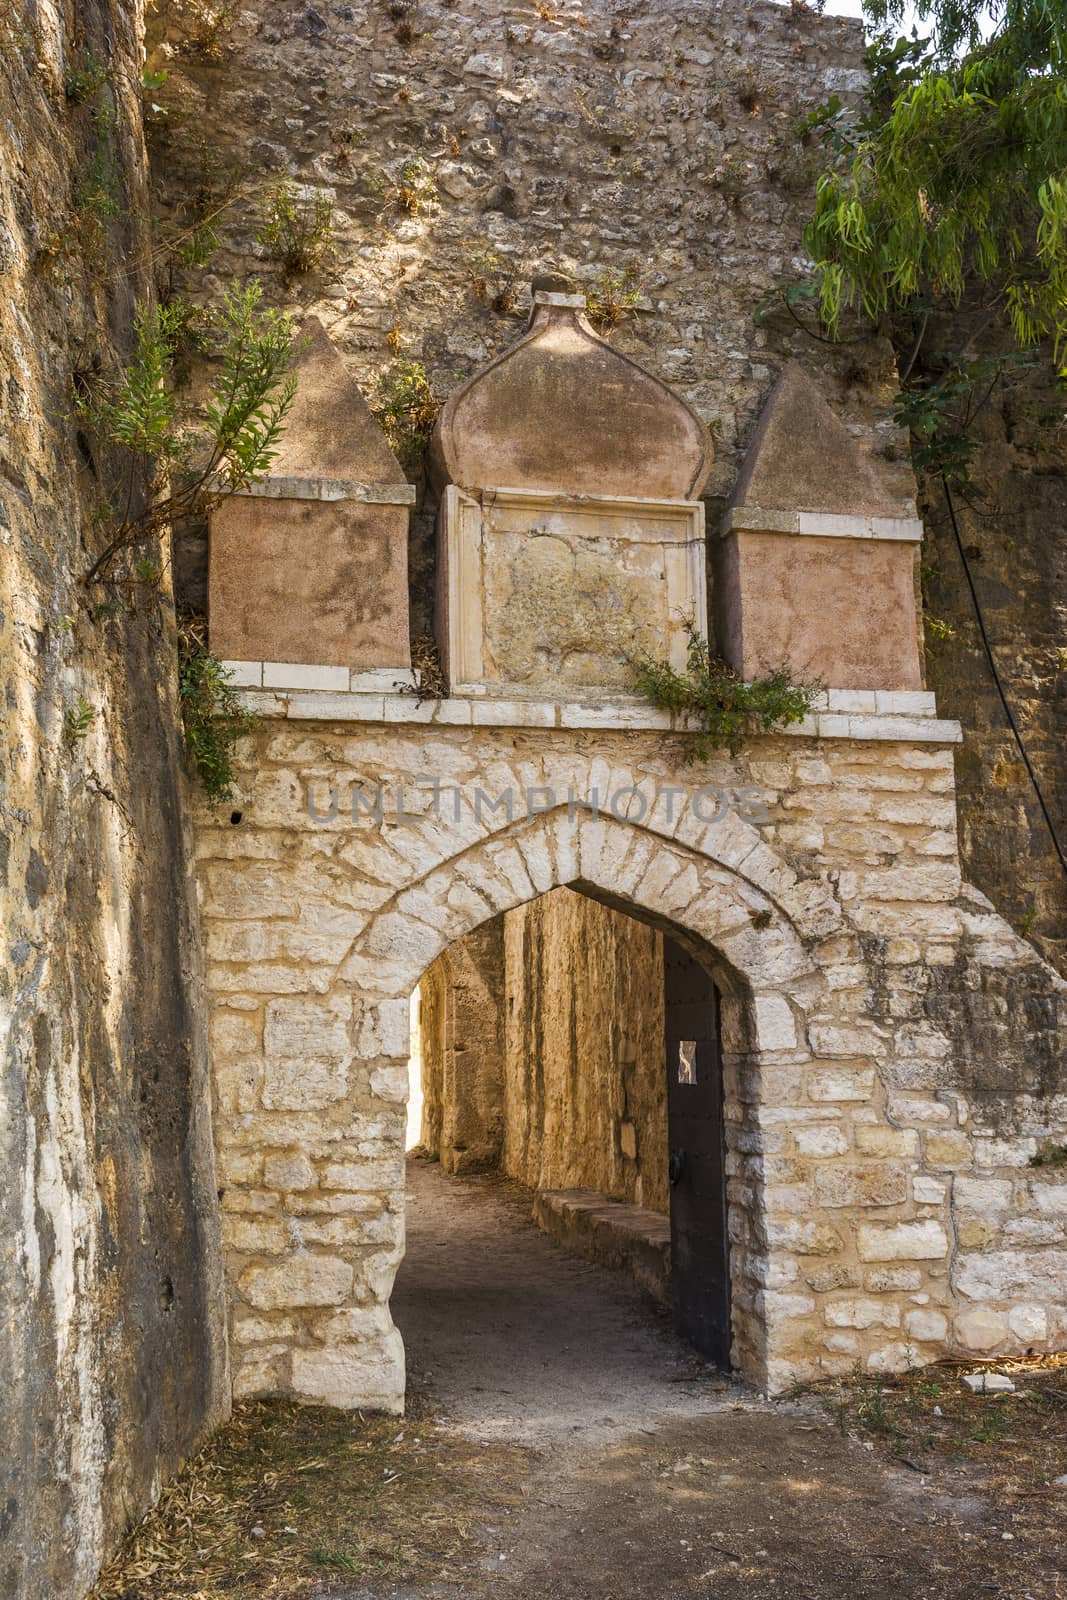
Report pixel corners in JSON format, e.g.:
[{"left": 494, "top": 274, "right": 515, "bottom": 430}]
[
  {"left": 502, "top": 889, "right": 668, "bottom": 1214},
  {"left": 0, "top": 7, "right": 228, "bottom": 1597}
]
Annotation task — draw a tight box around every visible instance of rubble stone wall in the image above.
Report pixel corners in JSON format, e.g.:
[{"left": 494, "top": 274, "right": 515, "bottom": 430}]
[
  {"left": 0, "top": 5, "right": 228, "bottom": 1597},
  {"left": 196, "top": 715, "right": 1067, "bottom": 1403}
]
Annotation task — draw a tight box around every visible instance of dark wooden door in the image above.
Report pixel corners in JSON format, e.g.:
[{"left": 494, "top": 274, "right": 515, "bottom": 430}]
[{"left": 664, "top": 936, "right": 730, "bottom": 1367}]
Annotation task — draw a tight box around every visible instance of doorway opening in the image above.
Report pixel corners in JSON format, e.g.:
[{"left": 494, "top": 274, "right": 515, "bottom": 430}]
[{"left": 401, "top": 885, "right": 731, "bottom": 1371}]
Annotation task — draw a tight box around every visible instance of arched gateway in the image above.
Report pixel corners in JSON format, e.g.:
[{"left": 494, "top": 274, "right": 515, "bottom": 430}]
[{"left": 197, "top": 286, "right": 1067, "bottom": 1412}]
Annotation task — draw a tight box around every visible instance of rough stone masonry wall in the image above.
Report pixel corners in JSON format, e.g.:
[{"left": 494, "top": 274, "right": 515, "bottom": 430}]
[
  {"left": 196, "top": 718, "right": 1067, "bottom": 1402},
  {"left": 917, "top": 362, "right": 1067, "bottom": 977},
  {"left": 418, "top": 915, "right": 505, "bottom": 1170},
  {"left": 149, "top": 0, "right": 914, "bottom": 630},
  {"left": 502, "top": 888, "right": 668, "bottom": 1214},
  {"left": 0, "top": 7, "right": 228, "bottom": 1598}
]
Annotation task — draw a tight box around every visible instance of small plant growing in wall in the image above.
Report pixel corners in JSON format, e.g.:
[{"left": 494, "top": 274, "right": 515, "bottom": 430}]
[
  {"left": 257, "top": 181, "right": 335, "bottom": 279},
  {"left": 633, "top": 623, "right": 822, "bottom": 759},
  {"left": 76, "top": 280, "right": 296, "bottom": 584},
  {"left": 64, "top": 51, "right": 110, "bottom": 105},
  {"left": 63, "top": 697, "right": 97, "bottom": 745},
  {"left": 465, "top": 245, "right": 521, "bottom": 315},
  {"left": 371, "top": 156, "right": 438, "bottom": 216},
  {"left": 178, "top": 622, "right": 257, "bottom": 806},
  {"left": 175, "top": 0, "right": 238, "bottom": 60},
  {"left": 372, "top": 359, "right": 441, "bottom": 470},
  {"left": 585, "top": 267, "right": 642, "bottom": 334}
]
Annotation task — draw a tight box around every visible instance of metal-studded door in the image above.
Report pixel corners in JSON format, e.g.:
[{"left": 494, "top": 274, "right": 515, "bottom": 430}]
[{"left": 664, "top": 936, "right": 730, "bottom": 1366}]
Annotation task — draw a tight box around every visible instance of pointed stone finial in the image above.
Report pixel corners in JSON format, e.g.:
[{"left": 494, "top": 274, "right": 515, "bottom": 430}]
[
  {"left": 431, "top": 281, "right": 712, "bottom": 500},
  {"left": 269, "top": 315, "right": 407, "bottom": 485},
  {"left": 729, "top": 361, "right": 910, "bottom": 520},
  {"left": 713, "top": 361, "right": 925, "bottom": 692}
]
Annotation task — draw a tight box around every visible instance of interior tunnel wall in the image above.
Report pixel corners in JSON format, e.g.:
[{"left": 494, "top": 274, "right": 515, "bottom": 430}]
[
  {"left": 501, "top": 889, "right": 669, "bottom": 1214},
  {"left": 418, "top": 919, "right": 506, "bottom": 1172}
]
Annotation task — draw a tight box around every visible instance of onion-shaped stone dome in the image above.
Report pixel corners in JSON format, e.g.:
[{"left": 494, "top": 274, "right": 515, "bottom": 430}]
[{"left": 431, "top": 273, "right": 713, "bottom": 500}]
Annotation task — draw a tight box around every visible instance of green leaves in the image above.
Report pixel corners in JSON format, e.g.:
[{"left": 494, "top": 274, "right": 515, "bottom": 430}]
[
  {"left": 633, "top": 625, "right": 823, "bottom": 760},
  {"left": 178, "top": 640, "right": 256, "bottom": 806},
  {"left": 80, "top": 280, "right": 295, "bottom": 583},
  {"left": 804, "top": 1, "right": 1067, "bottom": 372},
  {"left": 201, "top": 282, "right": 297, "bottom": 490}
]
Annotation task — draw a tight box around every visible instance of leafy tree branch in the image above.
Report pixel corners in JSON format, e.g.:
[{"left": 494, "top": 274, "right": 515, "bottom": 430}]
[{"left": 77, "top": 280, "right": 296, "bottom": 585}]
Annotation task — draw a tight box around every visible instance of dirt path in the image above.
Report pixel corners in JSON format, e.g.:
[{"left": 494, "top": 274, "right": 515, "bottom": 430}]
[{"left": 330, "top": 1158, "right": 1064, "bottom": 1600}]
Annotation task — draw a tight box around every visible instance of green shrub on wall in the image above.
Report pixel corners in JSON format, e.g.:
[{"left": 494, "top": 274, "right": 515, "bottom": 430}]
[
  {"left": 178, "top": 625, "right": 256, "bottom": 806},
  {"left": 634, "top": 625, "right": 823, "bottom": 759}
]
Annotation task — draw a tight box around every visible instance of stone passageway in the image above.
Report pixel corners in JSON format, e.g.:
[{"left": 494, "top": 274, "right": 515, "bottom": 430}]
[
  {"left": 391, "top": 1156, "right": 728, "bottom": 1450},
  {"left": 333, "top": 1159, "right": 1062, "bottom": 1600}
]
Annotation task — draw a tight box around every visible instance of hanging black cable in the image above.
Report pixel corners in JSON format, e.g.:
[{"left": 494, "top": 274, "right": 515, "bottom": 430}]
[{"left": 941, "top": 474, "right": 1067, "bottom": 880}]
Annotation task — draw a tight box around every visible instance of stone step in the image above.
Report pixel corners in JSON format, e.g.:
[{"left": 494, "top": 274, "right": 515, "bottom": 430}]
[{"left": 532, "top": 1188, "right": 672, "bottom": 1310}]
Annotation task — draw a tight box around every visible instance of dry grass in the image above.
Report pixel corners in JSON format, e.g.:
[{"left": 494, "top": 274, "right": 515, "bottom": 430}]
[
  {"left": 90, "top": 1396, "right": 526, "bottom": 1599},
  {"left": 823, "top": 1353, "right": 1067, "bottom": 1490}
]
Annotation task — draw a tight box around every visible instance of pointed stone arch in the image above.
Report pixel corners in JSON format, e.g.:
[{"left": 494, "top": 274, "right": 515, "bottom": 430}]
[{"left": 239, "top": 806, "right": 823, "bottom": 1411}]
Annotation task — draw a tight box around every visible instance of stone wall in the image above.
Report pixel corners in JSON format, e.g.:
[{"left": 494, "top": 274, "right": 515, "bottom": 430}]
[
  {"left": 418, "top": 917, "right": 505, "bottom": 1170},
  {"left": 917, "top": 369, "right": 1067, "bottom": 977},
  {"left": 502, "top": 888, "right": 668, "bottom": 1213},
  {"left": 149, "top": 0, "right": 1067, "bottom": 979},
  {"left": 196, "top": 707, "right": 1067, "bottom": 1401},
  {"left": 149, "top": 0, "right": 911, "bottom": 629},
  {"left": 0, "top": 6, "right": 228, "bottom": 1597}
]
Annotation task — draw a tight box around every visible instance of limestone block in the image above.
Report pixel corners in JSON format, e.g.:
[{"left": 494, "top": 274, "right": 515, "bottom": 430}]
[
  {"left": 765, "top": 1218, "right": 843, "bottom": 1255},
  {"left": 369, "top": 1064, "right": 409, "bottom": 1102},
  {"left": 241, "top": 1255, "right": 354, "bottom": 1310},
  {"left": 263, "top": 1153, "right": 316, "bottom": 1191},
  {"left": 321, "top": 1159, "right": 404, "bottom": 1192},
  {"left": 856, "top": 1220, "right": 948, "bottom": 1262},
  {"left": 954, "top": 1177, "right": 1012, "bottom": 1211},
  {"left": 865, "top": 1267, "right": 922, "bottom": 1292},
  {"left": 264, "top": 995, "right": 352, "bottom": 1059},
  {"left": 233, "top": 1314, "right": 299, "bottom": 1345},
  {"left": 854, "top": 1126, "right": 919, "bottom": 1158},
  {"left": 808, "top": 1065, "right": 876, "bottom": 1102},
  {"left": 808, "top": 1025, "right": 888, "bottom": 1058},
  {"left": 262, "top": 1057, "right": 348, "bottom": 1111},
  {"left": 956, "top": 1250, "right": 1067, "bottom": 1301},
  {"left": 1008, "top": 1304, "right": 1048, "bottom": 1343},
  {"left": 912, "top": 1177, "right": 946, "bottom": 1204},
  {"left": 824, "top": 1298, "right": 901, "bottom": 1330},
  {"left": 1032, "top": 1183, "right": 1067, "bottom": 1215},
  {"left": 754, "top": 994, "right": 798, "bottom": 1051},
  {"left": 222, "top": 1216, "right": 289, "bottom": 1253},
  {"left": 955, "top": 1308, "right": 1009, "bottom": 1351},
  {"left": 793, "top": 1125, "right": 850, "bottom": 1158},
  {"left": 923, "top": 1131, "right": 973, "bottom": 1170},
  {"left": 234, "top": 1355, "right": 285, "bottom": 1398},
  {"left": 905, "top": 1308, "right": 948, "bottom": 1341},
  {"left": 866, "top": 1343, "right": 914, "bottom": 1374},
  {"left": 813, "top": 1163, "right": 909, "bottom": 1209},
  {"left": 290, "top": 1329, "right": 405, "bottom": 1413},
  {"left": 210, "top": 1010, "right": 261, "bottom": 1054}
]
